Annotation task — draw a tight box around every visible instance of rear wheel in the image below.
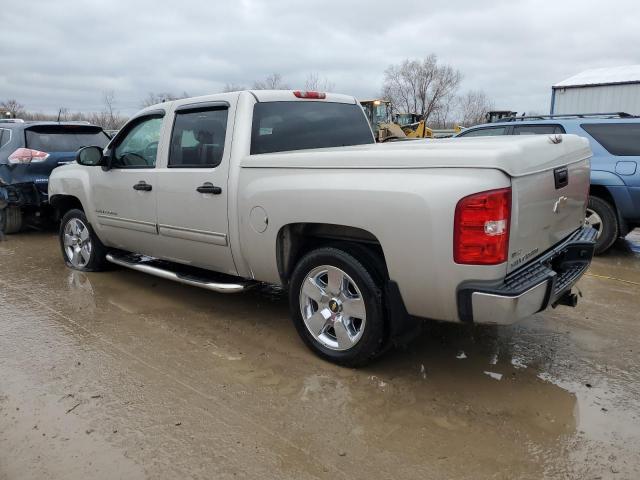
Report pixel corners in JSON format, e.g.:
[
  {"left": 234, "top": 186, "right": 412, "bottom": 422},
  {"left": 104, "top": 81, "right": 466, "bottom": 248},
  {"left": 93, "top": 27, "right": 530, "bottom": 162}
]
[
  {"left": 289, "top": 247, "right": 386, "bottom": 367},
  {"left": 59, "top": 209, "right": 108, "bottom": 271},
  {"left": 585, "top": 196, "right": 618, "bottom": 255},
  {"left": 0, "top": 207, "right": 23, "bottom": 234}
]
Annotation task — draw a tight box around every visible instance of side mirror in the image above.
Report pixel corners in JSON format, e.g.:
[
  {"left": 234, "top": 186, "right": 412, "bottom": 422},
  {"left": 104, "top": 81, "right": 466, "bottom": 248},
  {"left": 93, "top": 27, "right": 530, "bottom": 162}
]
[{"left": 76, "top": 146, "right": 104, "bottom": 166}]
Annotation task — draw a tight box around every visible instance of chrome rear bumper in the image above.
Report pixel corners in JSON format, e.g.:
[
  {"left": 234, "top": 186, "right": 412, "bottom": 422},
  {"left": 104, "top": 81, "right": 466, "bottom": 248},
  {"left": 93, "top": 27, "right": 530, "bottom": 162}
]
[{"left": 457, "top": 226, "right": 597, "bottom": 325}]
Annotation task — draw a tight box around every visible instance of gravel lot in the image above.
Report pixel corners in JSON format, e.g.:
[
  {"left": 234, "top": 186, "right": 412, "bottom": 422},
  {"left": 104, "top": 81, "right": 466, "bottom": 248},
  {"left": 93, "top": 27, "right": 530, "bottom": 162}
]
[{"left": 1, "top": 231, "right": 639, "bottom": 479}]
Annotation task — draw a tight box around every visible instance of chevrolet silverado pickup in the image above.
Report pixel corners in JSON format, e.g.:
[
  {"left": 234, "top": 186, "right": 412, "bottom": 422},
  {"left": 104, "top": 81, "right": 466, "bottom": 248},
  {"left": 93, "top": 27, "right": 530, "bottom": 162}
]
[{"left": 48, "top": 90, "right": 597, "bottom": 366}]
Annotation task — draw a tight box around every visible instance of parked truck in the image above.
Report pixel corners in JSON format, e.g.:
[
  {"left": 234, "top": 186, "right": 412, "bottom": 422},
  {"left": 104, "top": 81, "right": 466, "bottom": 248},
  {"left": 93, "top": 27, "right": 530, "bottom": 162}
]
[{"left": 48, "top": 90, "right": 596, "bottom": 366}]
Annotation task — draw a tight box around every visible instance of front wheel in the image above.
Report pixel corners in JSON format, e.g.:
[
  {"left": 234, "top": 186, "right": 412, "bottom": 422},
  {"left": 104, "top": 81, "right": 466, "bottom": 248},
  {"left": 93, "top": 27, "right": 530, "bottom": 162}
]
[
  {"left": 585, "top": 196, "right": 618, "bottom": 255},
  {"left": 289, "top": 247, "right": 386, "bottom": 367},
  {"left": 59, "top": 209, "right": 108, "bottom": 271}
]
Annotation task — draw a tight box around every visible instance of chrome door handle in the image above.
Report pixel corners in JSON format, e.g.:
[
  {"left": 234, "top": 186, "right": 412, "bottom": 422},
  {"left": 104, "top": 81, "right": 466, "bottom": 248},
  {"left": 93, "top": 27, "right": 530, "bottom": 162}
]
[
  {"left": 133, "top": 181, "right": 152, "bottom": 192},
  {"left": 196, "top": 183, "right": 222, "bottom": 195}
]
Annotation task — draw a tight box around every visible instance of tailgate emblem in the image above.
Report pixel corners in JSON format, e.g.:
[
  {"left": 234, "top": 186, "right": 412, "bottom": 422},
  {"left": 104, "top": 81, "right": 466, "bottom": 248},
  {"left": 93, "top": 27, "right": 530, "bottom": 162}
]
[{"left": 553, "top": 196, "right": 568, "bottom": 213}]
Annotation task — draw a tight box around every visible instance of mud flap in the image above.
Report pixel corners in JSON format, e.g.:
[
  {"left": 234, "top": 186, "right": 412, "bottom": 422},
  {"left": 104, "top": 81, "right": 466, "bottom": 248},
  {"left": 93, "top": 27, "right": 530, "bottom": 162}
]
[{"left": 385, "top": 281, "right": 422, "bottom": 346}]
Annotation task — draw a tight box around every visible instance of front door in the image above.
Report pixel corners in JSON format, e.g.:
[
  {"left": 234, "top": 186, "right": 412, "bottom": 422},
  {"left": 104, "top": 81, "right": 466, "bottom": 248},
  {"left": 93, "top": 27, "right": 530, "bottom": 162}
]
[
  {"left": 155, "top": 102, "right": 237, "bottom": 275},
  {"left": 92, "top": 114, "right": 164, "bottom": 253}
]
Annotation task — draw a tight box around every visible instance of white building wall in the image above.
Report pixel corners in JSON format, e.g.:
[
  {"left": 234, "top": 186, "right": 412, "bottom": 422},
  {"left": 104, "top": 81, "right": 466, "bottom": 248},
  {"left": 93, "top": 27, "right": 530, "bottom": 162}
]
[{"left": 551, "top": 83, "right": 640, "bottom": 115}]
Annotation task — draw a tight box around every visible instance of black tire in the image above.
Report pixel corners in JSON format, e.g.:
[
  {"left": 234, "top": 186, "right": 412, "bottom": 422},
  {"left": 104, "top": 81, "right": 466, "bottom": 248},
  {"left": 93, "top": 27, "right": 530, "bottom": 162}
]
[
  {"left": 59, "top": 209, "right": 108, "bottom": 271},
  {"left": 587, "top": 196, "right": 618, "bottom": 255},
  {"left": 0, "top": 207, "right": 23, "bottom": 234},
  {"left": 289, "top": 247, "right": 386, "bottom": 367}
]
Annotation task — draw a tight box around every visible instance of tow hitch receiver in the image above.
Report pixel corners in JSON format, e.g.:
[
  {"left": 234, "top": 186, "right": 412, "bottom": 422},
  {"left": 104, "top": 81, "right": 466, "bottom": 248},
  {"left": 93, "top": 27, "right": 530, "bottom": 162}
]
[{"left": 553, "top": 291, "right": 579, "bottom": 308}]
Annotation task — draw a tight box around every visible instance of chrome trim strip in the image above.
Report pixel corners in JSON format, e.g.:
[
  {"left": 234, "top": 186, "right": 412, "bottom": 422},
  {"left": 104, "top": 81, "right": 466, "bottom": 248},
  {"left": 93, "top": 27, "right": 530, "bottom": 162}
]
[
  {"left": 96, "top": 214, "right": 157, "bottom": 234},
  {"left": 158, "top": 224, "right": 228, "bottom": 246},
  {"left": 105, "top": 254, "right": 246, "bottom": 293},
  {"left": 96, "top": 214, "right": 156, "bottom": 228}
]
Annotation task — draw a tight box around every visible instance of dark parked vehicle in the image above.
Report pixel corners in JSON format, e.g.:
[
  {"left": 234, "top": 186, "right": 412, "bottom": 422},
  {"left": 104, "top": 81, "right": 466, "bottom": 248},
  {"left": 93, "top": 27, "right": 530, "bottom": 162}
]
[
  {"left": 0, "top": 121, "right": 110, "bottom": 233},
  {"left": 456, "top": 113, "right": 640, "bottom": 254}
]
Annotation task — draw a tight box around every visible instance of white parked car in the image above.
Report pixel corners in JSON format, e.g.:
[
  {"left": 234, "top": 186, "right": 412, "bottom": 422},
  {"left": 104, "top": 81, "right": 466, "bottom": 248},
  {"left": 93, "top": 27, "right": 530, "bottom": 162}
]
[{"left": 49, "top": 90, "right": 596, "bottom": 366}]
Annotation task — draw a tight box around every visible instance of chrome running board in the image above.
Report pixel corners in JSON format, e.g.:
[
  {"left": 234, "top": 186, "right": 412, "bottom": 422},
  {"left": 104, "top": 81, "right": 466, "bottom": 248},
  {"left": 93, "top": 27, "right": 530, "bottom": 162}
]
[{"left": 106, "top": 253, "right": 251, "bottom": 293}]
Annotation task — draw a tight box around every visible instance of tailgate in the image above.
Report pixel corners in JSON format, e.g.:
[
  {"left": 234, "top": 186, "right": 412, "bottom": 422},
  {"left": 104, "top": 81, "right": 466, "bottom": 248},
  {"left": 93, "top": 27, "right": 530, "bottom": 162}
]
[{"left": 507, "top": 148, "right": 591, "bottom": 273}]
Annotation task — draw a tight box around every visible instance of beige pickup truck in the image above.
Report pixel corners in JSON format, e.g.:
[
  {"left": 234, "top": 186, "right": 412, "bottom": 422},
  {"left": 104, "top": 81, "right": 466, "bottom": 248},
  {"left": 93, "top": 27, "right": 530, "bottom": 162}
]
[{"left": 48, "top": 90, "right": 596, "bottom": 366}]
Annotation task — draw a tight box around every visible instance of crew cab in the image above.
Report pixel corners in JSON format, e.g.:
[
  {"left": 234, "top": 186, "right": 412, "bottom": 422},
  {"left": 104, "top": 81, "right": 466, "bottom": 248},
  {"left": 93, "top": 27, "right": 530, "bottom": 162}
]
[
  {"left": 0, "top": 120, "right": 110, "bottom": 233},
  {"left": 48, "top": 90, "right": 596, "bottom": 366}
]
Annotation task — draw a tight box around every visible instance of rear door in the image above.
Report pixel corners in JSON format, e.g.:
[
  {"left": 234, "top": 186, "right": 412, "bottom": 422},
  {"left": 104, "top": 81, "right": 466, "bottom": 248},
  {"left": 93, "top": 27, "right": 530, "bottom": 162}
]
[{"left": 155, "top": 101, "right": 237, "bottom": 275}]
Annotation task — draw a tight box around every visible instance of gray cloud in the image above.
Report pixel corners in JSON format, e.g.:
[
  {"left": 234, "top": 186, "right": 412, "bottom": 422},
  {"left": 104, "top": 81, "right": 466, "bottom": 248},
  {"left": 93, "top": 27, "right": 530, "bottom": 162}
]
[{"left": 2, "top": 0, "right": 638, "bottom": 116}]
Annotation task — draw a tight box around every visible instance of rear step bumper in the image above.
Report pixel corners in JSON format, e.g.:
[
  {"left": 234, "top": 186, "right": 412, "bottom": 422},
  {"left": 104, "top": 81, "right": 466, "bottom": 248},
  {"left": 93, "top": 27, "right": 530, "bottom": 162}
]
[
  {"left": 457, "top": 226, "right": 597, "bottom": 325},
  {"left": 106, "top": 253, "right": 252, "bottom": 293}
]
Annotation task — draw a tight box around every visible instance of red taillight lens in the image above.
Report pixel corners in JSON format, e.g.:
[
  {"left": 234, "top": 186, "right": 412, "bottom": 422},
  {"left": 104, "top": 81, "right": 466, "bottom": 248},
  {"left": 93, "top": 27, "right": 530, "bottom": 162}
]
[
  {"left": 293, "top": 91, "right": 326, "bottom": 99},
  {"left": 454, "top": 187, "right": 511, "bottom": 265},
  {"left": 8, "top": 148, "right": 50, "bottom": 164}
]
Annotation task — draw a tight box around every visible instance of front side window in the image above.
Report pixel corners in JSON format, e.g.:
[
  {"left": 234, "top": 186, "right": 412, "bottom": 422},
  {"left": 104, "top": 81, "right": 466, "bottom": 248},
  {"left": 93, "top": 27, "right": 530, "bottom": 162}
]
[
  {"left": 513, "top": 125, "right": 565, "bottom": 135},
  {"left": 458, "top": 126, "right": 507, "bottom": 137},
  {"left": 251, "top": 101, "right": 374, "bottom": 155},
  {"left": 169, "top": 108, "right": 228, "bottom": 168},
  {"left": 581, "top": 123, "right": 640, "bottom": 156},
  {"left": 113, "top": 116, "right": 163, "bottom": 168}
]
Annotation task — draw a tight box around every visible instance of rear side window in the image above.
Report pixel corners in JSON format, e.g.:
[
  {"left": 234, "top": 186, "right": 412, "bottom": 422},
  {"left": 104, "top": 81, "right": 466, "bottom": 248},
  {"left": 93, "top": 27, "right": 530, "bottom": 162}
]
[
  {"left": 251, "top": 101, "right": 374, "bottom": 155},
  {"left": 458, "top": 127, "right": 507, "bottom": 137},
  {"left": 25, "top": 126, "right": 109, "bottom": 152},
  {"left": 512, "top": 125, "right": 565, "bottom": 135},
  {"left": 581, "top": 123, "right": 640, "bottom": 156},
  {"left": 169, "top": 107, "right": 228, "bottom": 168}
]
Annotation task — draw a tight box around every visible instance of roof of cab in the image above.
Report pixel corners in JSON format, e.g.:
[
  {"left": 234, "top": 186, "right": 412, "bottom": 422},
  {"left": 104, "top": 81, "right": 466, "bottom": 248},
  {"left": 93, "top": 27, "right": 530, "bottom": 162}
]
[{"left": 140, "top": 90, "right": 358, "bottom": 115}]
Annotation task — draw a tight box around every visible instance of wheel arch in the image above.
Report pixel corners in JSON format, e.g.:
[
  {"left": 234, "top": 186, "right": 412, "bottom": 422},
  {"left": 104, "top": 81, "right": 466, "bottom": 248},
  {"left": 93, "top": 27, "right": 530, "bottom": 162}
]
[
  {"left": 50, "top": 194, "right": 85, "bottom": 221},
  {"left": 589, "top": 185, "right": 628, "bottom": 237},
  {"left": 275, "top": 223, "right": 389, "bottom": 286}
]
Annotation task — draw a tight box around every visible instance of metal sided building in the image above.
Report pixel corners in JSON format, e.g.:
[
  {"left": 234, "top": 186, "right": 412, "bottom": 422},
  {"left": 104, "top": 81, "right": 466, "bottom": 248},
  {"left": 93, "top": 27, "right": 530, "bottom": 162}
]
[{"left": 551, "top": 65, "right": 640, "bottom": 115}]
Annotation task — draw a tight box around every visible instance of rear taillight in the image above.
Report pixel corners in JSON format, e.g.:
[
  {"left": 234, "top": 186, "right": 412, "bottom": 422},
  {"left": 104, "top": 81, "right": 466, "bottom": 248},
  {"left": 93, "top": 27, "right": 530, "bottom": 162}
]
[
  {"left": 293, "top": 91, "right": 326, "bottom": 99},
  {"left": 454, "top": 187, "right": 511, "bottom": 265},
  {"left": 8, "top": 148, "right": 50, "bottom": 164}
]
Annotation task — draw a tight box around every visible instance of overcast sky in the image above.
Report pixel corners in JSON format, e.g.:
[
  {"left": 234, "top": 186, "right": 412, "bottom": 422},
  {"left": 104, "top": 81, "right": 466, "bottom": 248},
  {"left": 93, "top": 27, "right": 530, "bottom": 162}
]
[{"left": 2, "top": 0, "right": 638, "bottom": 117}]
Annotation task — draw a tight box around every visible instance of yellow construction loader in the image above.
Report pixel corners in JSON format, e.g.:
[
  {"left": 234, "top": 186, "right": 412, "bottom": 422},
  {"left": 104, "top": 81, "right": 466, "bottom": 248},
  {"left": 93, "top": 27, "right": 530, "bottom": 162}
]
[{"left": 360, "top": 100, "right": 461, "bottom": 141}]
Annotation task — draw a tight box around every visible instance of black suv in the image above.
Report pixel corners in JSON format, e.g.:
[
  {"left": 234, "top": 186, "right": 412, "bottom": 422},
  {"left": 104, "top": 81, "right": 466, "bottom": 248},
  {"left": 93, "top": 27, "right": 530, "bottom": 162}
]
[{"left": 0, "top": 120, "right": 110, "bottom": 233}]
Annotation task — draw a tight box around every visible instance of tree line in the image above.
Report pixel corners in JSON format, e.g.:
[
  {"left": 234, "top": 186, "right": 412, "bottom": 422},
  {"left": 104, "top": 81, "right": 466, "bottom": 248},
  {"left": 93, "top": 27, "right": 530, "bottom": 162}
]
[{"left": 2, "top": 55, "right": 494, "bottom": 129}]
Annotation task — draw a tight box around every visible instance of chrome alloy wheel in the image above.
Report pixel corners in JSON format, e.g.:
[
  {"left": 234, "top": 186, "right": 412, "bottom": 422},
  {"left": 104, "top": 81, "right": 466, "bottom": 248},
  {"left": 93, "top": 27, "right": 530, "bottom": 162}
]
[
  {"left": 299, "top": 265, "right": 367, "bottom": 351},
  {"left": 63, "top": 218, "right": 92, "bottom": 268},
  {"left": 585, "top": 208, "right": 603, "bottom": 239}
]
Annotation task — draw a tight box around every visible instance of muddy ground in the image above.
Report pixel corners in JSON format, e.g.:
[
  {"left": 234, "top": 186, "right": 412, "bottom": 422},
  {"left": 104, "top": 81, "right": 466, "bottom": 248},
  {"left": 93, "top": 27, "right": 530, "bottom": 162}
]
[{"left": 1, "top": 231, "right": 639, "bottom": 480}]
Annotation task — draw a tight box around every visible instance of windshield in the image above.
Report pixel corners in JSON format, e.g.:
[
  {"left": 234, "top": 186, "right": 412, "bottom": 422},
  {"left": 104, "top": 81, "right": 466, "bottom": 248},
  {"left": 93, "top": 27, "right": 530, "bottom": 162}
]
[{"left": 26, "top": 126, "right": 110, "bottom": 152}]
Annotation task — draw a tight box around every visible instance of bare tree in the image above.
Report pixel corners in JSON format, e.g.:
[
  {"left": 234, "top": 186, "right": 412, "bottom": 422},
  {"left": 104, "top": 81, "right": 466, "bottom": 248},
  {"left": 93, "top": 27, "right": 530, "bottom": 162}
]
[
  {"left": 304, "top": 73, "right": 335, "bottom": 92},
  {"left": 141, "top": 91, "right": 190, "bottom": 108},
  {"left": 0, "top": 99, "right": 25, "bottom": 118},
  {"left": 252, "top": 73, "right": 289, "bottom": 90},
  {"left": 222, "top": 83, "right": 246, "bottom": 93},
  {"left": 382, "top": 54, "right": 461, "bottom": 122},
  {"left": 457, "top": 90, "right": 494, "bottom": 126}
]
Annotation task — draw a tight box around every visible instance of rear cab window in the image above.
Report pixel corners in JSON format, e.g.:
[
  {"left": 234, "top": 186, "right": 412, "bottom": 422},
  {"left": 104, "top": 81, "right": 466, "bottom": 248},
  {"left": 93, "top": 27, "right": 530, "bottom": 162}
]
[
  {"left": 250, "top": 101, "right": 374, "bottom": 155},
  {"left": 26, "top": 125, "right": 110, "bottom": 152},
  {"left": 581, "top": 123, "right": 640, "bottom": 156}
]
